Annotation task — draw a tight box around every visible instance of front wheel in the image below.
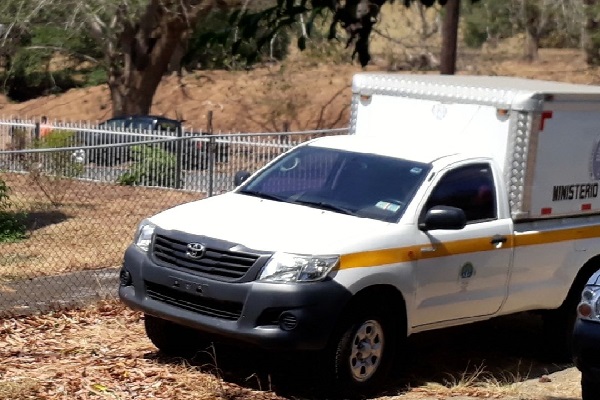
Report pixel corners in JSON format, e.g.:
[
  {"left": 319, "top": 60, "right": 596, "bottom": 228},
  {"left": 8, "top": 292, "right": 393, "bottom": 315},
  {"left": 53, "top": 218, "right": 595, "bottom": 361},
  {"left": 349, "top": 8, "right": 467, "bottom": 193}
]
[
  {"left": 144, "top": 314, "right": 209, "bottom": 357},
  {"left": 328, "top": 311, "right": 398, "bottom": 395}
]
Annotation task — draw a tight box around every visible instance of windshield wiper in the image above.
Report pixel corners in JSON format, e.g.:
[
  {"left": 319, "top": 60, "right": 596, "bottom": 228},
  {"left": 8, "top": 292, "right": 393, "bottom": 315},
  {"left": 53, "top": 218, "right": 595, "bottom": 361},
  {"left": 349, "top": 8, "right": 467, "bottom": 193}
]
[
  {"left": 238, "top": 189, "right": 287, "bottom": 203},
  {"left": 292, "top": 199, "right": 354, "bottom": 215}
]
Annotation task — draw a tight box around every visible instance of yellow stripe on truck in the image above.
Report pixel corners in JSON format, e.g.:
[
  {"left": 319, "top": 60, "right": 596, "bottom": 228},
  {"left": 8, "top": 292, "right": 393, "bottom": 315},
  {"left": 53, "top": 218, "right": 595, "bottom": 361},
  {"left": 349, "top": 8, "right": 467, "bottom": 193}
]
[
  {"left": 513, "top": 224, "right": 600, "bottom": 246},
  {"left": 340, "top": 248, "right": 415, "bottom": 270},
  {"left": 338, "top": 224, "right": 599, "bottom": 270},
  {"left": 339, "top": 237, "right": 510, "bottom": 270}
]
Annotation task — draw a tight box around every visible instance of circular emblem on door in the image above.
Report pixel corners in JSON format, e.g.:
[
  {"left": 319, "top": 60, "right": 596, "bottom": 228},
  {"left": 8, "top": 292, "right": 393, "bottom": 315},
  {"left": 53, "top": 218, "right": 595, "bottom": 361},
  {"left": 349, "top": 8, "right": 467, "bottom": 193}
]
[
  {"left": 460, "top": 262, "right": 475, "bottom": 279},
  {"left": 186, "top": 243, "right": 206, "bottom": 259}
]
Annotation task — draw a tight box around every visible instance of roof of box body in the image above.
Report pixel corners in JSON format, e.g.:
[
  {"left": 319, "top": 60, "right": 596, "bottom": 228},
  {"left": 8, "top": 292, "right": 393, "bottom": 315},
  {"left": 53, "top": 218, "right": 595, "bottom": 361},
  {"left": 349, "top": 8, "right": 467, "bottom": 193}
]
[{"left": 352, "top": 73, "right": 600, "bottom": 111}]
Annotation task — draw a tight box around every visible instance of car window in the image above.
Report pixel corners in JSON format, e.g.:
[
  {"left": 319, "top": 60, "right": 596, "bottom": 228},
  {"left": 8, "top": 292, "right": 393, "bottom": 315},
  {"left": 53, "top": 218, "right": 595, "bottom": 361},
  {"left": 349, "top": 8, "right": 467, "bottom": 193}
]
[
  {"left": 250, "top": 147, "right": 340, "bottom": 194},
  {"left": 127, "top": 118, "right": 154, "bottom": 130},
  {"left": 156, "top": 120, "right": 179, "bottom": 131},
  {"left": 240, "top": 146, "right": 431, "bottom": 222},
  {"left": 423, "top": 163, "right": 497, "bottom": 223},
  {"left": 100, "top": 118, "right": 128, "bottom": 129}
]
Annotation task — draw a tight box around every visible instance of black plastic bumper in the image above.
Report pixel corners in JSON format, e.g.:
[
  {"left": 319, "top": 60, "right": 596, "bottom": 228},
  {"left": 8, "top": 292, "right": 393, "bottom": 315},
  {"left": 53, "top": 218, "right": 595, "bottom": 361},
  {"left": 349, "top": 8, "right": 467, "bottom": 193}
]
[
  {"left": 573, "top": 318, "right": 600, "bottom": 380},
  {"left": 119, "top": 245, "right": 352, "bottom": 351}
]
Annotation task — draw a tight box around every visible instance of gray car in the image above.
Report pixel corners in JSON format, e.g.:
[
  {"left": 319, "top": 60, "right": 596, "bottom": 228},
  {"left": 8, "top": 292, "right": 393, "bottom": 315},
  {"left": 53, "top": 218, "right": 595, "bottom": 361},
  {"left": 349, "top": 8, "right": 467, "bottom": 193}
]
[{"left": 75, "top": 115, "right": 213, "bottom": 169}]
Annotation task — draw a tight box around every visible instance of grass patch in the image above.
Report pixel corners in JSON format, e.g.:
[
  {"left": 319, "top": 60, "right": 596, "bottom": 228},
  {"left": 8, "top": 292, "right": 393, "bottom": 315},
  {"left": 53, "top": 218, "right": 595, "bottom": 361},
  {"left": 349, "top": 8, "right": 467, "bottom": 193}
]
[
  {"left": 0, "top": 378, "right": 40, "bottom": 400},
  {"left": 418, "top": 362, "right": 526, "bottom": 398},
  {"left": 1, "top": 172, "right": 200, "bottom": 280}
]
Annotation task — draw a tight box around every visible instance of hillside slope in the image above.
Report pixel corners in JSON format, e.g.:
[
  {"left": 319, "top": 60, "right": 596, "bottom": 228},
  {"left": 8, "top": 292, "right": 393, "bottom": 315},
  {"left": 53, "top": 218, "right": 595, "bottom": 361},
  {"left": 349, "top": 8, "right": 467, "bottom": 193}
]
[{"left": 0, "top": 48, "right": 597, "bottom": 133}]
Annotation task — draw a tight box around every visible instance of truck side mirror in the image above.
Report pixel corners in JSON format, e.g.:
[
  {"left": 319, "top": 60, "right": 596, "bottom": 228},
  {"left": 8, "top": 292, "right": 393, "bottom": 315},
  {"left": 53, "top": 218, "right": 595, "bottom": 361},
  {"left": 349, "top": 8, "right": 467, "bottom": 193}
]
[
  {"left": 234, "top": 170, "right": 251, "bottom": 186},
  {"left": 418, "top": 206, "right": 467, "bottom": 231}
]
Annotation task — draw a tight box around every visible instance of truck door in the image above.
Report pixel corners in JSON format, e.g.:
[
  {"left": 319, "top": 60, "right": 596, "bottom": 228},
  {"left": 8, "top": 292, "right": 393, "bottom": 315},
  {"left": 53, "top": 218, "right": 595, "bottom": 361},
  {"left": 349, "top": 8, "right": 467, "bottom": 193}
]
[{"left": 413, "top": 163, "right": 513, "bottom": 327}]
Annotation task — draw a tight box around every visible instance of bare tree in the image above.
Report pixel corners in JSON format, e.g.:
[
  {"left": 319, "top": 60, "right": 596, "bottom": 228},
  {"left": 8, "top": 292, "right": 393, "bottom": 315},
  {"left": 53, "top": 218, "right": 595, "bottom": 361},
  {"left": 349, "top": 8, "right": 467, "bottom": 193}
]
[
  {"left": 516, "top": 0, "right": 570, "bottom": 61},
  {"left": 81, "top": 0, "right": 238, "bottom": 116}
]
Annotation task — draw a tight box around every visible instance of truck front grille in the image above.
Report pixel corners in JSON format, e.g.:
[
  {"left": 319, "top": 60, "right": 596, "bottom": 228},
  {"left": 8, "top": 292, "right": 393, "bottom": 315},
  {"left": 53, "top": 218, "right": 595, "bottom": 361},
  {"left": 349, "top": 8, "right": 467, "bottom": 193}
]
[
  {"left": 145, "top": 281, "right": 243, "bottom": 320},
  {"left": 152, "top": 234, "right": 261, "bottom": 280}
]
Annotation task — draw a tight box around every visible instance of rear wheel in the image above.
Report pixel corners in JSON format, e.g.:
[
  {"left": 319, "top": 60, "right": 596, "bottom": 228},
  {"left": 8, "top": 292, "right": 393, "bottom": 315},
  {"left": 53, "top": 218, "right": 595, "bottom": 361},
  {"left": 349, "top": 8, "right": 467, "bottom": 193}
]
[
  {"left": 542, "top": 265, "right": 598, "bottom": 360},
  {"left": 144, "top": 314, "right": 209, "bottom": 357},
  {"left": 542, "top": 304, "right": 578, "bottom": 360}
]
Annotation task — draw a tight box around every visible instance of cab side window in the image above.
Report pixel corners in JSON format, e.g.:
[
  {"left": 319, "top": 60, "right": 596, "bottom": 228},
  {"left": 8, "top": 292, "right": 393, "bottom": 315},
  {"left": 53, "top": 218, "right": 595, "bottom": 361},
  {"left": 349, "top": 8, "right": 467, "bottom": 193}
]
[{"left": 423, "top": 164, "right": 497, "bottom": 223}]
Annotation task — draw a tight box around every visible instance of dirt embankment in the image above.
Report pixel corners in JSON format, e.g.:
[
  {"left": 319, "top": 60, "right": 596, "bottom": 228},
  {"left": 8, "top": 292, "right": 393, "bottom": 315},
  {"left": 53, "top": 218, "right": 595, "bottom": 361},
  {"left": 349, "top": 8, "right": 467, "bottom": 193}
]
[{"left": 1, "top": 47, "right": 598, "bottom": 133}]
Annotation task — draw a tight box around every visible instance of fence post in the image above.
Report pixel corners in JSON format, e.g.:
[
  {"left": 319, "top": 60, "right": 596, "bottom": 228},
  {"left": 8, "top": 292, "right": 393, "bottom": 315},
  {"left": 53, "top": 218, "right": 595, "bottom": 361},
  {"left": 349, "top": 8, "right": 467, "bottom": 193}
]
[
  {"left": 207, "top": 111, "right": 214, "bottom": 197},
  {"left": 34, "top": 122, "right": 40, "bottom": 141},
  {"left": 175, "top": 124, "right": 183, "bottom": 190},
  {"left": 282, "top": 121, "right": 290, "bottom": 157}
]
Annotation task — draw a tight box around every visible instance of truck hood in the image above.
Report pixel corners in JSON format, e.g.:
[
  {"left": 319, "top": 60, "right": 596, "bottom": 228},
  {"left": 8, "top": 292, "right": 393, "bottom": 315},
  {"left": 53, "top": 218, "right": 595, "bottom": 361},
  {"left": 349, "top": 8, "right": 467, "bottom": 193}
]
[{"left": 149, "top": 193, "right": 396, "bottom": 254}]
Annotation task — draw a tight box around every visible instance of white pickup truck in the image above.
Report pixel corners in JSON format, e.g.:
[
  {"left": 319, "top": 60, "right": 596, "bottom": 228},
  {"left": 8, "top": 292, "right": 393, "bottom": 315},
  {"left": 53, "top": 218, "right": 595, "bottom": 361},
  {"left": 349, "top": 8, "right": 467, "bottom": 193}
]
[{"left": 119, "top": 74, "right": 600, "bottom": 394}]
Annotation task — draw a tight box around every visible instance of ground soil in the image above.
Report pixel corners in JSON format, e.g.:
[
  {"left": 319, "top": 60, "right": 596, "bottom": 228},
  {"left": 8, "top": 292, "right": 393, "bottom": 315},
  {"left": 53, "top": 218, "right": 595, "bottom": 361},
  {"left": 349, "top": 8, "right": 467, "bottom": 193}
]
[{"left": 1, "top": 43, "right": 597, "bottom": 399}]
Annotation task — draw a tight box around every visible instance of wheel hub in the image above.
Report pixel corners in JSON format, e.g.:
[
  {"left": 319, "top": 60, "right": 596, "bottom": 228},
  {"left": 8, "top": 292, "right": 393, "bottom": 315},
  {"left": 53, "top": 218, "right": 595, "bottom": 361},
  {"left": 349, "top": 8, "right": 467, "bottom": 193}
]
[{"left": 349, "top": 319, "right": 384, "bottom": 382}]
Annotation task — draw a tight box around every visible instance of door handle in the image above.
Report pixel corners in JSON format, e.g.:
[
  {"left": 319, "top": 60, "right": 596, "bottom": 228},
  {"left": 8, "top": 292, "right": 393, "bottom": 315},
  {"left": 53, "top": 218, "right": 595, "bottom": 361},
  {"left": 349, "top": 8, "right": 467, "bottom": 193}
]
[{"left": 490, "top": 235, "right": 508, "bottom": 245}]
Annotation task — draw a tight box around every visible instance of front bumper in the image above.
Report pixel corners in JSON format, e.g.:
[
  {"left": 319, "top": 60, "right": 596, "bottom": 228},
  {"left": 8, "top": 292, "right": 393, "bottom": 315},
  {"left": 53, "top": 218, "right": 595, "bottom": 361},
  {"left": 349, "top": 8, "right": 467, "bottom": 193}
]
[
  {"left": 572, "top": 318, "right": 600, "bottom": 380},
  {"left": 119, "top": 245, "right": 351, "bottom": 351}
]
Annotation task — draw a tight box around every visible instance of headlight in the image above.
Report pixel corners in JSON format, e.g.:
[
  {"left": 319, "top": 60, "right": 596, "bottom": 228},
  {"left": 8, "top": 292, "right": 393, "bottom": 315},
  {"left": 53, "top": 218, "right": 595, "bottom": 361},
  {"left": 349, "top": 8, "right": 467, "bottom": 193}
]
[
  {"left": 258, "top": 252, "right": 339, "bottom": 283},
  {"left": 134, "top": 220, "right": 156, "bottom": 252},
  {"left": 577, "top": 286, "right": 600, "bottom": 321}
]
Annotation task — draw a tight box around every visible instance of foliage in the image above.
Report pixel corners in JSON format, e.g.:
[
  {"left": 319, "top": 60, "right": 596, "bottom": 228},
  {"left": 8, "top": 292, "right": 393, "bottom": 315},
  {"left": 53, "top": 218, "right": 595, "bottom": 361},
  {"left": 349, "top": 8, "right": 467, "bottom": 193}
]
[
  {"left": 234, "top": 0, "right": 480, "bottom": 67},
  {"left": 117, "top": 145, "right": 180, "bottom": 189},
  {"left": 27, "top": 129, "right": 84, "bottom": 207},
  {"left": 0, "top": 179, "right": 11, "bottom": 211},
  {"left": 293, "top": 11, "right": 351, "bottom": 65},
  {"left": 462, "top": 2, "right": 514, "bottom": 48},
  {"left": 184, "top": 9, "right": 290, "bottom": 70},
  {"left": 0, "top": 209, "right": 27, "bottom": 242},
  {"left": 0, "top": 179, "right": 27, "bottom": 243},
  {"left": 1, "top": 21, "right": 104, "bottom": 101}
]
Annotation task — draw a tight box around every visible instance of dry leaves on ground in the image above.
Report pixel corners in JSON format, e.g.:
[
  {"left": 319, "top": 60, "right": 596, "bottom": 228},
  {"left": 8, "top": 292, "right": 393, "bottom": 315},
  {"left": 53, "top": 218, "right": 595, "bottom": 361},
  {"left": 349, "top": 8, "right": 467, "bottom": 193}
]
[
  {"left": 0, "top": 301, "right": 283, "bottom": 400},
  {"left": 0, "top": 300, "right": 586, "bottom": 400}
]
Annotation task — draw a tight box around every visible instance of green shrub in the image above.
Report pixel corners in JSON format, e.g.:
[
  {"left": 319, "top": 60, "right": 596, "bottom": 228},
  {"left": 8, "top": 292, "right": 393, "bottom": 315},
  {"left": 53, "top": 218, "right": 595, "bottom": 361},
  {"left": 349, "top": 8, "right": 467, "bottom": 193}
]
[
  {"left": 0, "top": 180, "right": 27, "bottom": 243},
  {"left": 35, "top": 130, "right": 84, "bottom": 179},
  {"left": 462, "top": 2, "right": 514, "bottom": 49},
  {"left": 184, "top": 9, "right": 291, "bottom": 70},
  {"left": 27, "top": 129, "right": 84, "bottom": 207},
  {"left": 117, "top": 145, "right": 180, "bottom": 188},
  {"left": 0, "top": 179, "right": 10, "bottom": 210}
]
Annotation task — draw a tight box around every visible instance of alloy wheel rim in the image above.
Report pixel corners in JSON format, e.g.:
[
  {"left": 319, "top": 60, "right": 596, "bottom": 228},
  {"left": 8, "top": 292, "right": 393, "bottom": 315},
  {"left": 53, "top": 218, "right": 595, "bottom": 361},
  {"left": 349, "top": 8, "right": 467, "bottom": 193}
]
[{"left": 349, "top": 319, "right": 384, "bottom": 382}]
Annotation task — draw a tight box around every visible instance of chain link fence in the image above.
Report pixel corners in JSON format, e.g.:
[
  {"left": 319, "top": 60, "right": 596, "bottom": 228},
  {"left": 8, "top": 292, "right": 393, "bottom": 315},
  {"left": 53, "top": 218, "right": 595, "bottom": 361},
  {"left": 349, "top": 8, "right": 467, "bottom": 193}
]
[{"left": 0, "top": 118, "right": 348, "bottom": 316}]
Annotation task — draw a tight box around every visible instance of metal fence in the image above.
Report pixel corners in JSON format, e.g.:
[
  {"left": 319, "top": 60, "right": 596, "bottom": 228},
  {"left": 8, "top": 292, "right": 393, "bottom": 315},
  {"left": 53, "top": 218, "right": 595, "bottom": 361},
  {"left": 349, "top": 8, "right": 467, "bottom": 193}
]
[{"left": 0, "top": 118, "right": 348, "bottom": 316}]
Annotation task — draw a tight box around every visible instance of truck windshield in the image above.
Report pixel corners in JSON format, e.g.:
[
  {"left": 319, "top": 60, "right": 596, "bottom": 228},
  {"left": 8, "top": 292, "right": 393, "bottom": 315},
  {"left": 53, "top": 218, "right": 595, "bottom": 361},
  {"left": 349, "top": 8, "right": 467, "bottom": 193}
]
[{"left": 238, "top": 145, "right": 431, "bottom": 222}]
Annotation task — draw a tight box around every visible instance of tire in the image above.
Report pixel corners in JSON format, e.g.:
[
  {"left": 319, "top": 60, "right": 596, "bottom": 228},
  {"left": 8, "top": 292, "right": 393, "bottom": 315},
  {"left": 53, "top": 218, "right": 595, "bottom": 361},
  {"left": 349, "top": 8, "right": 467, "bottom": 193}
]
[
  {"left": 327, "top": 309, "right": 398, "bottom": 396},
  {"left": 542, "top": 266, "right": 597, "bottom": 360},
  {"left": 542, "top": 304, "right": 578, "bottom": 361},
  {"left": 582, "top": 374, "right": 600, "bottom": 400},
  {"left": 144, "top": 314, "right": 208, "bottom": 357}
]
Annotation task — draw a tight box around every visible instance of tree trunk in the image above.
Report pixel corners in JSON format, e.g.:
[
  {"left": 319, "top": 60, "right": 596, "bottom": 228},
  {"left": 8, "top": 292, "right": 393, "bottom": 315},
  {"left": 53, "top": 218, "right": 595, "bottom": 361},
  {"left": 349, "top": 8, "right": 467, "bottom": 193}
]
[
  {"left": 99, "top": 0, "right": 230, "bottom": 117},
  {"left": 584, "top": 0, "right": 600, "bottom": 65},
  {"left": 524, "top": 28, "right": 540, "bottom": 62},
  {"left": 109, "top": 20, "right": 187, "bottom": 117},
  {"left": 440, "top": 0, "right": 460, "bottom": 75}
]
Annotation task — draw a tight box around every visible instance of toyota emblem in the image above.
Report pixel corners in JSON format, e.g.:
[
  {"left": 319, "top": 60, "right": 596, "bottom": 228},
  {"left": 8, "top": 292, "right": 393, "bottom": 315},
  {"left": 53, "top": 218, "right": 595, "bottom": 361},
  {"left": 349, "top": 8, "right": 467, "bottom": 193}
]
[{"left": 186, "top": 243, "right": 207, "bottom": 259}]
